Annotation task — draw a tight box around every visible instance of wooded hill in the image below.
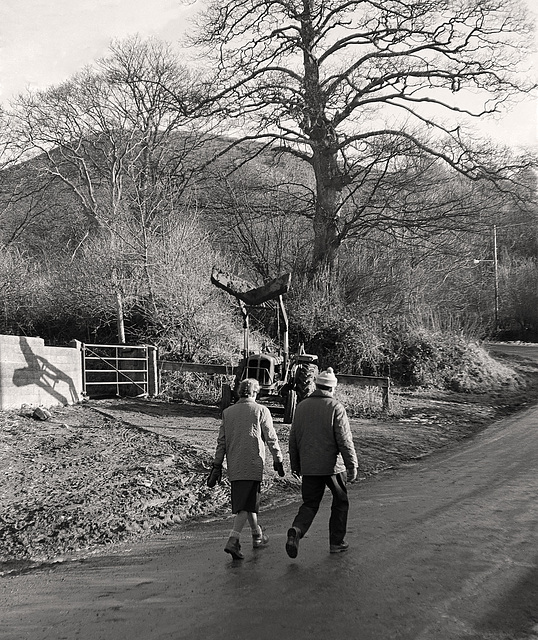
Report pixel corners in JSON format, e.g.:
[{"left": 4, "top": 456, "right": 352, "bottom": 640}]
[{"left": 1, "top": 126, "right": 537, "bottom": 339}]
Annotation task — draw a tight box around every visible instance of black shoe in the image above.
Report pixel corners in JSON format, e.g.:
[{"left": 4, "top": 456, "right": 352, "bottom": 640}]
[
  {"left": 286, "top": 527, "right": 300, "bottom": 558},
  {"left": 224, "top": 537, "right": 244, "bottom": 560},
  {"left": 330, "top": 541, "right": 349, "bottom": 554}
]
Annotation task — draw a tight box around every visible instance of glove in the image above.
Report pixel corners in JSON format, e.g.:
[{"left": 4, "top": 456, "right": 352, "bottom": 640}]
[
  {"left": 273, "top": 460, "right": 285, "bottom": 477},
  {"left": 346, "top": 467, "right": 357, "bottom": 483},
  {"left": 207, "top": 464, "right": 222, "bottom": 488}
]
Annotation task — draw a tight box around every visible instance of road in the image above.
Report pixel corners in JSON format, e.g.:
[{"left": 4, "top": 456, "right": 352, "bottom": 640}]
[
  {"left": 487, "top": 342, "right": 538, "bottom": 362},
  {"left": 2, "top": 348, "right": 538, "bottom": 639}
]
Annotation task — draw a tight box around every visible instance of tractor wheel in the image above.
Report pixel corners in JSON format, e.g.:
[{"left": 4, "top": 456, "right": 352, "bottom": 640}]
[
  {"left": 221, "top": 383, "right": 233, "bottom": 410},
  {"left": 283, "top": 389, "right": 297, "bottom": 424},
  {"left": 295, "top": 363, "right": 319, "bottom": 402}
]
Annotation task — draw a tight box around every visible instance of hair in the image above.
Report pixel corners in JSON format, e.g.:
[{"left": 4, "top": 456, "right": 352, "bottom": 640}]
[
  {"left": 238, "top": 378, "right": 260, "bottom": 397},
  {"left": 316, "top": 383, "right": 334, "bottom": 392}
]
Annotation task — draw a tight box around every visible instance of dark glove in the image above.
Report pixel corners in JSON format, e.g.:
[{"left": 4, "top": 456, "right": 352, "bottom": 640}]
[
  {"left": 207, "top": 464, "right": 222, "bottom": 488},
  {"left": 273, "top": 460, "right": 285, "bottom": 477},
  {"left": 346, "top": 467, "right": 357, "bottom": 483}
]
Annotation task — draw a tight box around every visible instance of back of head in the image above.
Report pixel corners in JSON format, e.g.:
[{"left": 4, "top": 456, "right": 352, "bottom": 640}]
[
  {"left": 238, "top": 378, "right": 260, "bottom": 398},
  {"left": 315, "top": 367, "right": 338, "bottom": 391}
]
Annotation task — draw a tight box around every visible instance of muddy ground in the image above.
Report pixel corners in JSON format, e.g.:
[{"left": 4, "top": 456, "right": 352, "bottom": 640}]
[{"left": 2, "top": 351, "right": 538, "bottom": 572}]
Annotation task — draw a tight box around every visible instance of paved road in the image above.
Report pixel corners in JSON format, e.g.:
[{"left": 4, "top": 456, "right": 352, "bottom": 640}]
[
  {"left": 3, "top": 344, "right": 538, "bottom": 640},
  {"left": 487, "top": 342, "right": 538, "bottom": 362}
]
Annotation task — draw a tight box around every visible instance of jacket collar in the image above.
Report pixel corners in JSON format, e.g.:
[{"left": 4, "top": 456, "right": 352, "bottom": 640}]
[{"left": 311, "top": 389, "right": 334, "bottom": 398}]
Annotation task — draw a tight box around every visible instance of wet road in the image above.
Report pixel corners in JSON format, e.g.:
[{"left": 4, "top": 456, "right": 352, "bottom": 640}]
[{"left": 3, "top": 369, "right": 538, "bottom": 638}]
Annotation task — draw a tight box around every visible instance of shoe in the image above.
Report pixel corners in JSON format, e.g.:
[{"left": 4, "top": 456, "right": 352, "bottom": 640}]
[
  {"left": 285, "top": 527, "right": 300, "bottom": 558},
  {"left": 252, "top": 529, "right": 269, "bottom": 548},
  {"left": 224, "top": 537, "right": 244, "bottom": 560},
  {"left": 330, "top": 541, "right": 349, "bottom": 553}
]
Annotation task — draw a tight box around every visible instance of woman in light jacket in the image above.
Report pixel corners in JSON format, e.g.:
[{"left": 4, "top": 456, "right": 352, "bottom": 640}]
[{"left": 212, "top": 378, "right": 284, "bottom": 560}]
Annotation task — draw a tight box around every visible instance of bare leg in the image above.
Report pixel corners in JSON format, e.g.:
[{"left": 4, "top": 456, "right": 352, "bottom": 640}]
[
  {"left": 225, "top": 510, "right": 250, "bottom": 560},
  {"left": 247, "top": 512, "right": 260, "bottom": 534},
  {"left": 229, "top": 510, "right": 249, "bottom": 539}
]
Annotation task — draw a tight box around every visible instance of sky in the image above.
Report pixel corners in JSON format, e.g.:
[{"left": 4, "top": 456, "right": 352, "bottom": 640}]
[
  {"left": 0, "top": 0, "right": 197, "bottom": 96},
  {"left": 1, "top": 0, "right": 537, "bottom": 149}
]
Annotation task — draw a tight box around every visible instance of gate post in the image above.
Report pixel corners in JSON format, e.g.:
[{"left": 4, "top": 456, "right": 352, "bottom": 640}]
[
  {"left": 69, "top": 340, "right": 85, "bottom": 396},
  {"left": 147, "top": 346, "right": 159, "bottom": 396}
]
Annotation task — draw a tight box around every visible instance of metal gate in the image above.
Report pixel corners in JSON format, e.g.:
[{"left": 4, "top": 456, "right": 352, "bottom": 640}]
[{"left": 81, "top": 343, "right": 157, "bottom": 398}]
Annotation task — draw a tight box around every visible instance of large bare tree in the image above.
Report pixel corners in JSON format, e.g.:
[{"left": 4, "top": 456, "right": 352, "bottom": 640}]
[{"left": 190, "top": 0, "right": 537, "bottom": 277}]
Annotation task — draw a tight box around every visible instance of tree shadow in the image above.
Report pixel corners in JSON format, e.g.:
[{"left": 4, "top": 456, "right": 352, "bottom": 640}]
[
  {"left": 102, "top": 397, "right": 222, "bottom": 419},
  {"left": 12, "top": 336, "right": 79, "bottom": 405},
  {"left": 474, "top": 558, "right": 538, "bottom": 638}
]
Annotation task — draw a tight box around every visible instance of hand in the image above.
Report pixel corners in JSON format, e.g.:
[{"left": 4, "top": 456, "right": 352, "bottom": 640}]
[
  {"left": 273, "top": 460, "right": 285, "bottom": 477},
  {"left": 346, "top": 468, "right": 357, "bottom": 483},
  {"left": 207, "top": 463, "right": 222, "bottom": 488}
]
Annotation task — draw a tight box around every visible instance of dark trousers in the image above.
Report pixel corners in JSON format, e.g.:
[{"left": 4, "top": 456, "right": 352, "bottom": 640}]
[{"left": 292, "top": 472, "right": 349, "bottom": 545}]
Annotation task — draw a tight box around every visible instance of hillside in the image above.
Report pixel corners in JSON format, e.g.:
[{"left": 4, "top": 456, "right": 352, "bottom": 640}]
[{"left": 0, "top": 132, "right": 302, "bottom": 255}]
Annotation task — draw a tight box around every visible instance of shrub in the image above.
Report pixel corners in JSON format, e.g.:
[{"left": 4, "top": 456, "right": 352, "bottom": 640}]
[
  {"left": 385, "top": 325, "right": 521, "bottom": 392},
  {"left": 336, "top": 383, "right": 403, "bottom": 418},
  {"left": 159, "top": 372, "right": 235, "bottom": 404},
  {"left": 288, "top": 283, "right": 521, "bottom": 393}
]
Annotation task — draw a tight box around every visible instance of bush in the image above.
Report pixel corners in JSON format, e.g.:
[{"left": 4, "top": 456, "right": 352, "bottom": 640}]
[
  {"left": 383, "top": 325, "right": 521, "bottom": 392},
  {"left": 287, "top": 283, "right": 521, "bottom": 393},
  {"left": 159, "top": 372, "right": 235, "bottom": 404},
  {"left": 337, "top": 383, "right": 403, "bottom": 418},
  {"left": 0, "top": 247, "right": 52, "bottom": 337}
]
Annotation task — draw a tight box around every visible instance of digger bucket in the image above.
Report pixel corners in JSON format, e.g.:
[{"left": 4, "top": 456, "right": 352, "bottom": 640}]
[{"left": 211, "top": 268, "right": 291, "bottom": 307}]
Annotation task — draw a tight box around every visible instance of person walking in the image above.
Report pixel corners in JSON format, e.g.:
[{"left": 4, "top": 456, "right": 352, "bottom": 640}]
[
  {"left": 285, "top": 367, "right": 358, "bottom": 557},
  {"left": 209, "top": 377, "right": 285, "bottom": 560}
]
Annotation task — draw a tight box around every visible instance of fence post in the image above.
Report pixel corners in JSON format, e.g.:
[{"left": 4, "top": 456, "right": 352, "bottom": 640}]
[
  {"left": 69, "top": 340, "right": 84, "bottom": 396},
  {"left": 147, "top": 346, "right": 159, "bottom": 396},
  {"left": 382, "top": 378, "right": 390, "bottom": 411}
]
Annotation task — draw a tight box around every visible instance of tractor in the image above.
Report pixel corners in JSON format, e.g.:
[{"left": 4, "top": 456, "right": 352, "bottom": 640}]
[{"left": 211, "top": 268, "right": 319, "bottom": 423}]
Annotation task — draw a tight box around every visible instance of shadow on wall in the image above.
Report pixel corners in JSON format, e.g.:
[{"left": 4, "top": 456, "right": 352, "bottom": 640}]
[{"left": 12, "top": 336, "right": 79, "bottom": 406}]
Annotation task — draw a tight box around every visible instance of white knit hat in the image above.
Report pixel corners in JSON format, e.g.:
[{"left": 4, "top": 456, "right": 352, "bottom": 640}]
[{"left": 316, "top": 367, "right": 338, "bottom": 388}]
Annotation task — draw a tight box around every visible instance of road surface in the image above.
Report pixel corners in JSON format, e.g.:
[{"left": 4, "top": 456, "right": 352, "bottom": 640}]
[
  {"left": 2, "top": 351, "right": 538, "bottom": 639},
  {"left": 487, "top": 342, "right": 538, "bottom": 362}
]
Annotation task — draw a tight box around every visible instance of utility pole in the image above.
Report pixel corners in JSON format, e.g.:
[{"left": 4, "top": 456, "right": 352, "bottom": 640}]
[
  {"left": 493, "top": 224, "right": 499, "bottom": 332},
  {"left": 473, "top": 225, "right": 499, "bottom": 332}
]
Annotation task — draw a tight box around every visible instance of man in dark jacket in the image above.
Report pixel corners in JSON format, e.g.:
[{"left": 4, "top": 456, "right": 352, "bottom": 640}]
[{"left": 286, "top": 367, "right": 358, "bottom": 557}]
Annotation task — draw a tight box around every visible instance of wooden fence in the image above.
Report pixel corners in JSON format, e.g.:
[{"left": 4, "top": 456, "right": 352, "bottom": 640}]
[{"left": 159, "top": 361, "right": 391, "bottom": 410}]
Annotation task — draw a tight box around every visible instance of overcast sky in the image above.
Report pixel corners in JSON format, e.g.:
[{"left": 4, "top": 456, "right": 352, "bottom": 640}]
[
  {"left": 1, "top": 0, "right": 536, "bottom": 148},
  {"left": 0, "top": 0, "right": 196, "bottom": 97}
]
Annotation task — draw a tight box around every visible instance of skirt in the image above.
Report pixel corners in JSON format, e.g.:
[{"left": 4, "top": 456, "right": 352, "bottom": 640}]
[{"left": 231, "top": 480, "right": 261, "bottom": 514}]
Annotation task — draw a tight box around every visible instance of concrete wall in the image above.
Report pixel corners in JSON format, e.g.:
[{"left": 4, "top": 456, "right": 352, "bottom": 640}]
[{"left": 0, "top": 335, "right": 83, "bottom": 411}]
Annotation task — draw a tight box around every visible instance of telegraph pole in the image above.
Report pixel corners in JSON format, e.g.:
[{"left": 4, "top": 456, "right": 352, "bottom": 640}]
[{"left": 493, "top": 224, "right": 499, "bottom": 332}]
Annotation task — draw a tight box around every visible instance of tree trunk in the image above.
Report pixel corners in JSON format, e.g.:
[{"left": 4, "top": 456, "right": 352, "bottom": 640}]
[
  {"left": 300, "top": 4, "right": 343, "bottom": 280},
  {"left": 310, "top": 147, "right": 343, "bottom": 279},
  {"left": 116, "top": 290, "right": 126, "bottom": 344},
  {"left": 112, "top": 266, "right": 126, "bottom": 344}
]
